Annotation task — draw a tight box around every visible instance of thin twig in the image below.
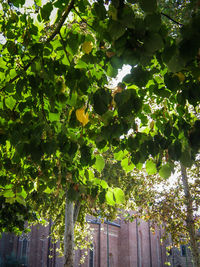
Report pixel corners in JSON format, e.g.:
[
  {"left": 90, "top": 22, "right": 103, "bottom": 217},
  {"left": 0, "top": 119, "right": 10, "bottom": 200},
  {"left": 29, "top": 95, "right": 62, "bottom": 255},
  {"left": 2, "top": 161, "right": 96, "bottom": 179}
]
[
  {"left": 161, "top": 12, "right": 183, "bottom": 26},
  {"left": 59, "top": 32, "right": 71, "bottom": 64},
  {"left": 1, "top": 0, "right": 76, "bottom": 91},
  {"left": 1, "top": 56, "right": 38, "bottom": 91},
  {"left": 73, "top": 7, "right": 96, "bottom": 31},
  {"left": 47, "top": 0, "right": 76, "bottom": 42}
]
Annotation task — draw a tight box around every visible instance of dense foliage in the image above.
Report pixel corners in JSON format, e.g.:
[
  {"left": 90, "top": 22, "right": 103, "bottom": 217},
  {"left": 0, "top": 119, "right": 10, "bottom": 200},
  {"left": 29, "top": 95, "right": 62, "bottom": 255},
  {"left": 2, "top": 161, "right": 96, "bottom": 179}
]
[{"left": 0, "top": 0, "right": 200, "bottom": 256}]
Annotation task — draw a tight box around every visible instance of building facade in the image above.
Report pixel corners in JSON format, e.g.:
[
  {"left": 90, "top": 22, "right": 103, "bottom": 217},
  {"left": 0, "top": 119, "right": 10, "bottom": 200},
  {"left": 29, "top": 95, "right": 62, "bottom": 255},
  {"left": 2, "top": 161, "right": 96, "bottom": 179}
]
[{"left": 0, "top": 217, "right": 179, "bottom": 267}]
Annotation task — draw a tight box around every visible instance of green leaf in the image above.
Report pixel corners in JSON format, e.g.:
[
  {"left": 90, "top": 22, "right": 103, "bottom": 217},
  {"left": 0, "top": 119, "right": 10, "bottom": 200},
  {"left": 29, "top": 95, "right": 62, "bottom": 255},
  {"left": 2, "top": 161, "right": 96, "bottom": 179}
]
[
  {"left": 121, "top": 157, "right": 135, "bottom": 172},
  {"left": 49, "top": 112, "right": 60, "bottom": 122},
  {"left": 164, "top": 73, "right": 180, "bottom": 91},
  {"left": 94, "top": 155, "right": 105, "bottom": 172},
  {"left": 167, "top": 51, "right": 185, "bottom": 73},
  {"left": 93, "top": 88, "right": 112, "bottom": 115},
  {"left": 67, "top": 33, "right": 81, "bottom": 55},
  {"left": 139, "top": 0, "right": 157, "bottom": 13},
  {"left": 44, "top": 187, "right": 53, "bottom": 194},
  {"left": 5, "top": 198, "right": 16, "bottom": 204},
  {"left": 108, "top": 21, "right": 126, "bottom": 40},
  {"left": 105, "top": 189, "right": 115, "bottom": 206},
  {"left": 88, "top": 169, "right": 95, "bottom": 181},
  {"left": 159, "top": 164, "right": 172, "bottom": 179},
  {"left": 119, "top": 5, "right": 135, "bottom": 28},
  {"left": 80, "top": 145, "right": 93, "bottom": 166},
  {"left": 40, "top": 2, "right": 53, "bottom": 21},
  {"left": 114, "top": 150, "right": 128, "bottom": 160},
  {"left": 180, "top": 150, "right": 193, "bottom": 167},
  {"left": 114, "top": 89, "right": 142, "bottom": 117},
  {"left": 9, "top": 0, "right": 25, "bottom": 7},
  {"left": 17, "top": 187, "right": 27, "bottom": 199},
  {"left": 106, "top": 63, "right": 118, "bottom": 77},
  {"left": 144, "top": 33, "right": 164, "bottom": 54},
  {"left": 93, "top": 2, "right": 107, "bottom": 20},
  {"left": 113, "top": 188, "right": 125, "bottom": 204},
  {"left": 168, "top": 141, "right": 182, "bottom": 161},
  {"left": 5, "top": 96, "right": 16, "bottom": 110},
  {"left": 16, "top": 196, "right": 26, "bottom": 206},
  {"left": 94, "top": 178, "right": 108, "bottom": 189},
  {"left": 3, "top": 190, "right": 15, "bottom": 198},
  {"left": 146, "top": 159, "right": 157, "bottom": 175},
  {"left": 130, "top": 66, "right": 150, "bottom": 87},
  {"left": 145, "top": 13, "right": 161, "bottom": 31},
  {"left": 35, "top": 0, "right": 42, "bottom": 6}
]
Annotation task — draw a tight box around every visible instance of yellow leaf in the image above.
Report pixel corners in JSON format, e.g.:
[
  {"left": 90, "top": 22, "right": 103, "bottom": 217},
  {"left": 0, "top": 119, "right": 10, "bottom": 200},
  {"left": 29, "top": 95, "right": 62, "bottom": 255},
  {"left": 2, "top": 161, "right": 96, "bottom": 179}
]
[
  {"left": 76, "top": 107, "right": 89, "bottom": 126},
  {"left": 175, "top": 72, "right": 185, "bottom": 82},
  {"left": 82, "top": 41, "right": 93, "bottom": 54}
]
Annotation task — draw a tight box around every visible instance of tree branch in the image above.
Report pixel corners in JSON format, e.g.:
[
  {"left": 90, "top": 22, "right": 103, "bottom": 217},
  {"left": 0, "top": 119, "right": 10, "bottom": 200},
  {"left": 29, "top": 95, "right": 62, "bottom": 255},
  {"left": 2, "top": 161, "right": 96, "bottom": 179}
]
[
  {"left": 1, "top": 56, "right": 38, "bottom": 92},
  {"left": 1, "top": 0, "right": 76, "bottom": 91},
  {"left": 161, "top": 12, "right": 183, "bottom": 26},
  {"left": 73, "top": 7, "right": 96, "bottom": 31},
  {"left": 47, "top": 0, "right": 76, "bottom": 42}
]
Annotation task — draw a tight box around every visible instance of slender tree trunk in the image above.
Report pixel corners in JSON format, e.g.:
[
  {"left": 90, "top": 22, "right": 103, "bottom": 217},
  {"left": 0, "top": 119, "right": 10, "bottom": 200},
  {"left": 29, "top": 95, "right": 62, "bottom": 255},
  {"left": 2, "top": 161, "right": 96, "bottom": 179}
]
[
  {"left": 63, "top": 190, "right": 81, "bottom": 267},
  {"left": 64, "top": 191, "right": 75, "bottom": 267},
  {"left": 180, "top": 164, "right": 200, "bottom": 267}
]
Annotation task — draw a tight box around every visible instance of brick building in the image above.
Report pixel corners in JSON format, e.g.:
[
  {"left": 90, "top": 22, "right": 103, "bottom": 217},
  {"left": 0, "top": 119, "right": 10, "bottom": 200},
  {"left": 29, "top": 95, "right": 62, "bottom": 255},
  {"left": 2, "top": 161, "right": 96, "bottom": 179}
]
[{"left": 0, "top": 217, "right": 182, "bottom": 267}]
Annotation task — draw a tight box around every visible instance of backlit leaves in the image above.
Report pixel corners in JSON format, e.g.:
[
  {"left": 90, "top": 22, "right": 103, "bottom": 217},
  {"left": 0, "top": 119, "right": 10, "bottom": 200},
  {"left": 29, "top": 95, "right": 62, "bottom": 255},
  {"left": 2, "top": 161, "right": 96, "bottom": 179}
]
[
  {"left": 159, "top": 164, "right": 172, "bottom": 179},
  {"left": 94, "top": 155, "right": 105, "bottom": 173},
  {"left": 93, "top": 88, "right": 112, "bottom": 116},
  {"left": 146, "top": 159, "right": 157, "bottom": 175},
  {"left": 1, "top": 0, "right": 200, "bottom": 240}
]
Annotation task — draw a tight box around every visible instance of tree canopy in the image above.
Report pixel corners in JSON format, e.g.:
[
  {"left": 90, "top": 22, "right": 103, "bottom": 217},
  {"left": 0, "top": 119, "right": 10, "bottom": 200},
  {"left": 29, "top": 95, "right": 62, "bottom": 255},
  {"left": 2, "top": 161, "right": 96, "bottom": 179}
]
[{"left": 0, "top": 0, "right": 200, "bottom": 260}]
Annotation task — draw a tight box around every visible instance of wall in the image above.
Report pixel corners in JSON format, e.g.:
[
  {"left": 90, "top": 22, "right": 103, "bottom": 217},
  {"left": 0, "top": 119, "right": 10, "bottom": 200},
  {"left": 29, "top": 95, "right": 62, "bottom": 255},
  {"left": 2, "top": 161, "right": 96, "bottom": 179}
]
[{"left": 0, "top": 218, "right": 169, "bottom": 267}]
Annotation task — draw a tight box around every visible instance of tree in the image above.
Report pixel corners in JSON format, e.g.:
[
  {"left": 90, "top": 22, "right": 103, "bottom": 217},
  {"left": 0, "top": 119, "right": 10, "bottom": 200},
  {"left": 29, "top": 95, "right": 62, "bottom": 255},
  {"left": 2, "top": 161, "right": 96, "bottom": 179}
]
[{"left": 1, "top": 0, "right": 200, "bottom": 266}]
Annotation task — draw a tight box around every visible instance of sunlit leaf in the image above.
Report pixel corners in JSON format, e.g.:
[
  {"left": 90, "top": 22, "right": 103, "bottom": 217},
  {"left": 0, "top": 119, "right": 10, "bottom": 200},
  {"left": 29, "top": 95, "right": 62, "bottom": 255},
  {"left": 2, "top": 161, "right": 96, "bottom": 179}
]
[
  {"left": 113, "top": 188, "right": 125, "bottom": 204},
  {"left": 159, "top": 164, "right": 172, "bottom": 179},
  {"left": 94, "top": 155, "right": 105, "bottom": 172},
  {"left": 105, "top": 189, "right": 115, "bottom": 206},
  {"left": 146, "top": 159, "right": 157, "bottom": 175}
]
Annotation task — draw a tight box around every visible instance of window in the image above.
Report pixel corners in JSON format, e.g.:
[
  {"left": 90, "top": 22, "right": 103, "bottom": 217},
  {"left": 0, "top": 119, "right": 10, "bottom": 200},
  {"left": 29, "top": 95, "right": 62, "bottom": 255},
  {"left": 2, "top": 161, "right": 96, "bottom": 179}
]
[
  {"left": 89, "top": 244, "right": 94, "bottom": 267},
  {"left": 19, "top": 235, "right": 30, "bottom": 266},
  {"left": 156, "top": 237, "right": 161, "bottom": 266},
  {"left": 180, "top": 245, "right": 186, "bottom": 257}
]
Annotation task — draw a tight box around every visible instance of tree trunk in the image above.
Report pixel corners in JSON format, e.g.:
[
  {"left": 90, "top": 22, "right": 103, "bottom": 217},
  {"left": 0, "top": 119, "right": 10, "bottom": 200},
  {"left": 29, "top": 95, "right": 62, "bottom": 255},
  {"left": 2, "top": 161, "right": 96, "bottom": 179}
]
[
  {"left": 64, "top": 191, "right": 75, "bottom": 267},
  {"left": 180, "top": 164, "right": 200, "bottom": 267}
]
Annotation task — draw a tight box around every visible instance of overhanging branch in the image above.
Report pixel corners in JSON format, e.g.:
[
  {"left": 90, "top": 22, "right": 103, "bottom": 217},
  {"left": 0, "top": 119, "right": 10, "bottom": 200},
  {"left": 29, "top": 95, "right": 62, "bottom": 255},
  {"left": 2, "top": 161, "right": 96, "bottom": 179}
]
[
  {"left": 47, "top": 0, "right": 76, "bottom": 42},
  {"left": 73, "top": 7, "right": 96, "bottom": 32},
  {"left": 161, "top": 12, "right": 183, "bottom": 26},
  {"left": 1, "top": 0, "right": 76, "bottom": 91}
]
